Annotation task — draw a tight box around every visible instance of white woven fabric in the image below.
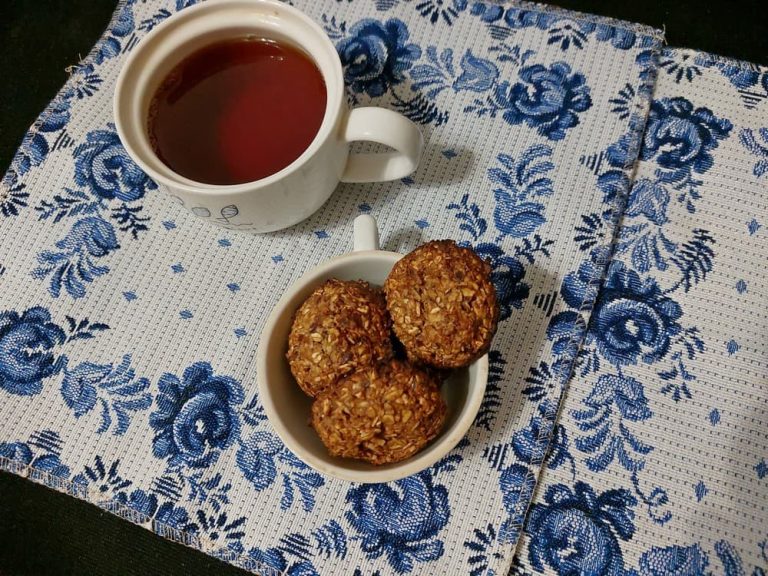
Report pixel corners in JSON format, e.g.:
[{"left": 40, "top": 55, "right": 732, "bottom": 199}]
[
  {"left": 513, "top": 49, "right": 768, "bottom": 575},
  {"left": 0, "top": 1, "right": 666, "bottom": 574}
]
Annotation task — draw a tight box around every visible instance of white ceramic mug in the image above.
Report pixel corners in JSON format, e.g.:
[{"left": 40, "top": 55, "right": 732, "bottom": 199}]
[
  {"left": 114, "top": 0, "right": 424, "bottom": 233},
  {"left": 257, "top": 215, "right": 488, "bottom": 483}
]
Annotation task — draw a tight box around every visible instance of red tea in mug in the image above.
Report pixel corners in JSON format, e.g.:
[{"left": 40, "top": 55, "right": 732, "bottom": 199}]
[{"left": 148, "top": 37, "right": 327, "bottom": 185}]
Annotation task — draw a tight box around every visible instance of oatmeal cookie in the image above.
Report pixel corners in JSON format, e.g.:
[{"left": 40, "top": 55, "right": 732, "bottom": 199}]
[
  {"left": 287, "top": 279, "right": 392, "bottom": 397},
  {"left": 384, "top": 240, "right": 498, "bottom": 368},
  {"left": 311, "top": 360, "right": 446, "bottom": 465}
]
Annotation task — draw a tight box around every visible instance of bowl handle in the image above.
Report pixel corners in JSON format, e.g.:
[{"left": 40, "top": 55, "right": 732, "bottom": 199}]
[{"left": 353, "top": 215, "right": 380, "bottom": 252}]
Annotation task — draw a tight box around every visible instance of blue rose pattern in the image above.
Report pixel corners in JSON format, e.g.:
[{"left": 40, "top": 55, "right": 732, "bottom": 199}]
[
  {"left": 0, "top": 307, "right": 65, "bottom": 396},
  {"left": 28, "top": 122, "right": 155, "bottom": 299},
  {"left": 333, "top": 16, "right": 593, "bottom": 136},
  {"left": 6, "top": 2, "right": 765, "bottom": 575},
  {"left": 346, "top": 472, "right": 450, "bottom": 573},
  {"left": 0, "top": 306, "right": 149, "bottom": 434},
  {"left": 642, "top": 97, "right": 732, "bottom": 178},
  {"left": 590, "top": 261, "right": 682, "bottom": 366},
  {"left": 524, "top": 482, "right": 766, "bottom": 575},
  {"left": 612, "top": 96, "right": 732, "bottom": 220},
  {"left": 527, "top": 482, "right": 637, "bottom": 575},
  {"left": 535, "top": 87, "right": 716, "bottom": 526},
  {"left": 491, "top": 62, "right": 592, "bottom": 140},
  {"left": 462, "top": 60, "right": 592, "bottom": 140},
  {"left": 150, "top": 362, "right": 244, "bottom": 468},
  {"left": 337, "top": 18, "right": 421, "bottom": 98},
  {"left": 512, "top": 47, "right": 768, "bottom": 576},
  {"left": 73, "top": 126, "right": 155, "bottom": 202}
]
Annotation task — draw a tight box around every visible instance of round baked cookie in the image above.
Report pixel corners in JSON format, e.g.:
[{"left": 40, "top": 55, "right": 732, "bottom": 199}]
[
  {"left": 384, "top": 240, "right": 499, "bottom": 368},
  {"left": 287, "top": 279, "right": 392, "bottom": 397},
  {"left": 311, "top": 360, "right": 446, "bottom": 465}
]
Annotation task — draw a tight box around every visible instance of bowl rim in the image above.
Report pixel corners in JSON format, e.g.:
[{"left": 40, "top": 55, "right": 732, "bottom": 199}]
[{"left": 256, "top": 249, "right": 489, "bottom": 483}]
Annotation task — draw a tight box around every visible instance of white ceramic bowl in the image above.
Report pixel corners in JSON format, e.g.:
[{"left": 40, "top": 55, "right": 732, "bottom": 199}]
[{"left": 257, "top": 215, "right": 488, "bottom": 483}]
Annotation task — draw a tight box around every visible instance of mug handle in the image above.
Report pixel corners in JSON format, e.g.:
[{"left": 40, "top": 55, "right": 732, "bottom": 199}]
[
  {"left": 340, "top": 108, "right": 424, "bottom": 183},
  {"left": 353, "top": 214, "right": 380, "bottom": 252}
]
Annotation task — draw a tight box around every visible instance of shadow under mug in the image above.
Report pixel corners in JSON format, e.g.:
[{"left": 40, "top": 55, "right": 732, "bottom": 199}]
[{"left": 114, "top": 0, "right": 424, "bottom": 233}]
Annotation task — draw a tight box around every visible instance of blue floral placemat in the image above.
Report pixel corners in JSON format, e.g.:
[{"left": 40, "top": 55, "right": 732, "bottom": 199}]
[
  {"left": 512, "top": 49, "right": 768, "bottom": 575},
  {"left": 0, "top": 1, "right": 662, "bottom": 574}
]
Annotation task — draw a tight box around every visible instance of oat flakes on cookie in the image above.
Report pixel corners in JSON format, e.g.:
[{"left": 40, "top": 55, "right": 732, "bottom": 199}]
[
  {"left": 384, "top": 240, "right": 498, "bottom": 368},
  {"left": 287, "top": 279, "right": 392, "bottom": 397},
  {"left": 311, "top": 360, "right": 446, "bottom": 465}
]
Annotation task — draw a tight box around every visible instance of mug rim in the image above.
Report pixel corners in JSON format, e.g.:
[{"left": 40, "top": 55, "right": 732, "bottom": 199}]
[{"left": 113, "top": 0, "right": 345, "bottom": 195}]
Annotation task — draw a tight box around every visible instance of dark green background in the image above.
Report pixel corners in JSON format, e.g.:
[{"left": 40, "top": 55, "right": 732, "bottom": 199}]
[{"left": 1, "top": 1, "right": 767, "bottom": 574}]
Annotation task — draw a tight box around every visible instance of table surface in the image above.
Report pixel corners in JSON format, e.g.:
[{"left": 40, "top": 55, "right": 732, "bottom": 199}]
[{"left": 1, "top": 1, "right": 767, "bottom": 575}]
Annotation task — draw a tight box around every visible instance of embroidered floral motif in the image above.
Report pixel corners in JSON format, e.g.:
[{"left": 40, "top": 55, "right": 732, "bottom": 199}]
[
  {"left": 150, "top": 362, "right": 244, "bottom": 468},
  {"left": 0, "top": 307, "right": 65, "bottom": 396},
  {"left": 337, "top": 18, "right": 421, "bottom": 98},
  {"left": 345, "top": 472, "right": 450, "bottom": 573}
]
